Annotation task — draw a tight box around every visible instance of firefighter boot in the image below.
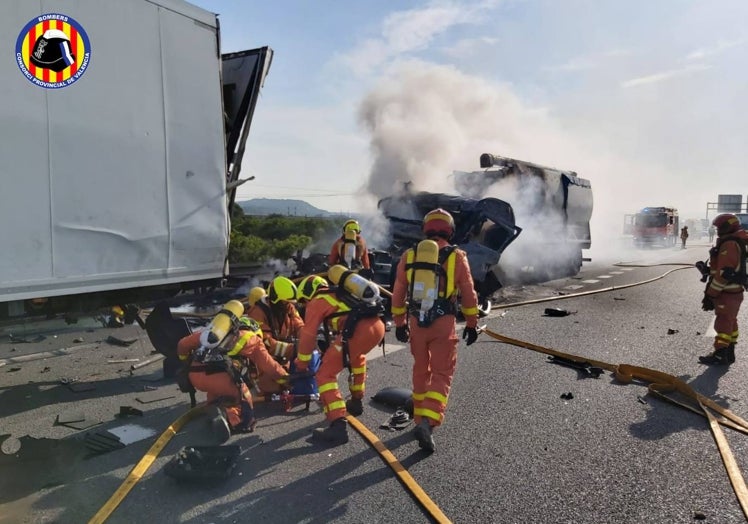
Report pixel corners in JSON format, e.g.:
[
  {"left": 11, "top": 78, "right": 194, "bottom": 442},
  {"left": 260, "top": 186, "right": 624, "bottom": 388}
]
[
  {"left": 699, "top": 346, "right": 730, "bottom": 366},
  {"left": 312, "top": 418, "right": 349, "bottom": 445},
  {"left": 727, "top": 344, "right": 736, "bottom": 364},
  {"left": 413, "top": 419, "right": 436, "bottom": 453},
  {"left": 209, "top": 406, "right": 231, "bottom": 444},
  {"left": 346, "top": 397, "right": 363, "bottom": 417}
]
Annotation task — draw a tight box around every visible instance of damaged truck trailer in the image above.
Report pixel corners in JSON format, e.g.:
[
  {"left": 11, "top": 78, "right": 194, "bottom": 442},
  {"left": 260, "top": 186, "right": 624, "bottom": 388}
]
[{"left": 1, "top": 0, "right": 272, "bottom": 319}]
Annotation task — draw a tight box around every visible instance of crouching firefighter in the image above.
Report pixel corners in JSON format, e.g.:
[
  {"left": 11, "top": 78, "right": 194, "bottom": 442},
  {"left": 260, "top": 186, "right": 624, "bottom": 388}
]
[
  {"left": 294, "top": 270, "right": 386, "bottom": 445},
  {"left": 177, "top": 300, "right": 289, "bottom": 442},
  {"left": 391, "top": 208, "right": 480, "bottom": 453},
  {"left": 698, "top": 213, "right": 748, "bottom": 365}
]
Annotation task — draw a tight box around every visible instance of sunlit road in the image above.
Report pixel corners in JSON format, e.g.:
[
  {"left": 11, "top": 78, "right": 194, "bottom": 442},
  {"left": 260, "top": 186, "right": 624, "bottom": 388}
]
[{"left": 3, "top": 241, "right": 748, "bottom": 523}]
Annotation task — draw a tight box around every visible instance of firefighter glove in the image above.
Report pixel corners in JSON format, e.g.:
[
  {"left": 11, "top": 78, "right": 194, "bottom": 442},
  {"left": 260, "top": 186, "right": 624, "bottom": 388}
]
[
  {"left": 395, "top": 325, "right": 410, "bottom": 343},
  {"left": 702, "top": 295, "right": 715, "bottom": 312},
  {"left": 462, "top": 326, "right": 479, "bottom": 346}
]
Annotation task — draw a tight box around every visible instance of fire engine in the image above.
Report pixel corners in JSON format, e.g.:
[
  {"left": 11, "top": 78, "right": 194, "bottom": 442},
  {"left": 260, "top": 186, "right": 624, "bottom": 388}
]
[{"left": 632, "top": 207, "right": 679, "bottom": 247}]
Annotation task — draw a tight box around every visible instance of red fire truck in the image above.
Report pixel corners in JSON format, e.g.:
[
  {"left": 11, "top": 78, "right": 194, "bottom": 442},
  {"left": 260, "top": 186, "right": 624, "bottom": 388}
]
[{"left": 632, "top": 207, "right": 679, "bottom": 247}]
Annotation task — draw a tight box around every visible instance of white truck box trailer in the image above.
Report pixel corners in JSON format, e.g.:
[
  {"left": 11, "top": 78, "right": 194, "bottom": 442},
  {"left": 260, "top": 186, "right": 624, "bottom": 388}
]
[{"left": 1, "top": 0, "right": 272, "bottom": 316}]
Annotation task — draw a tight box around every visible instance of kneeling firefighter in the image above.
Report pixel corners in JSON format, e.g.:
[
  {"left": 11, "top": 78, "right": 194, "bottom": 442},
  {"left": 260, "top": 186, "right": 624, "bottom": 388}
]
[
  {"left": 247, "top": 276, "right": 305, "bottom": 373},
  {"left": 294, "top": 269, "right": 385, "bottom": 445},
  {"left": 177, "top": 300, "right": 289, "bottom": 441},
  {"left": 391, "top": 208, "right": 480, "bottom": 453}
]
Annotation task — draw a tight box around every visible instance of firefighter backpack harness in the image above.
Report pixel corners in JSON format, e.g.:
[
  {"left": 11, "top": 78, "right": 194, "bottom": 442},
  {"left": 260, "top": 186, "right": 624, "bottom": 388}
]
[{"left": 404, "top": 240, "right": 457, "bottom": 327}]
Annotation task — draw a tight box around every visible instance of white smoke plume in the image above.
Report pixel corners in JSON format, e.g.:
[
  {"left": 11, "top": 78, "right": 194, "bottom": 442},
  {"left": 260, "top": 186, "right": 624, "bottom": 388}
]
[{"left": 357, "top": 60, "right": 651, "bottom": 282}]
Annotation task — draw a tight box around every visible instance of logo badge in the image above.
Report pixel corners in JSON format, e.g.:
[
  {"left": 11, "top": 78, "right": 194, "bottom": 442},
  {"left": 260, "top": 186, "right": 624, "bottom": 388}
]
[{"left": 15, "top": 13, "right": 91, "bottom": 89}]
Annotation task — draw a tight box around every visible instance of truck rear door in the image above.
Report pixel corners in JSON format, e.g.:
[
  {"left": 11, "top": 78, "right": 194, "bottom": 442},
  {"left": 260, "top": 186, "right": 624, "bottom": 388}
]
[{"left": 221, "top": 47, "right": 273, "bottom": 207}]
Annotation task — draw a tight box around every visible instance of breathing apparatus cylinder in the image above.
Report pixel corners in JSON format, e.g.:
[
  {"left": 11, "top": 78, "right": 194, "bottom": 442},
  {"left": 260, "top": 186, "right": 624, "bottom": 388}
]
[
  {"left": 412, "top": 240, "right": 440, "bottom": 323},
  {"left": 342, "top": 229, "right": 357, "bottom": 267},
  {"left": 199, "top": 300, "right": 245, "bottom": 349},
  {"left": 328, "top": 264, "right": 380, "bottom": 304}
]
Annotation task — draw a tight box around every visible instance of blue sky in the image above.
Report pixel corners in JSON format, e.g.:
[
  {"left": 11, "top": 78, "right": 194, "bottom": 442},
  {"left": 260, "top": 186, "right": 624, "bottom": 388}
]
[{"left": 192, "top": 0, "right": 747, "bottom": 236}]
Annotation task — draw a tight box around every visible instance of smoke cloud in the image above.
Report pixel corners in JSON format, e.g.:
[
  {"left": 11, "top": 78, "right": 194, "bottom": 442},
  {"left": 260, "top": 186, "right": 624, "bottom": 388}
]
[{"left": 357, "top": 60, "right": 650, "bottom": 280}]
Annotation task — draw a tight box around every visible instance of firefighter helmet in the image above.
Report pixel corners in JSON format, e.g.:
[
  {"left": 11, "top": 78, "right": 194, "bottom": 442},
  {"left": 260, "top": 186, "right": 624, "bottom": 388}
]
[
  {"left": 423, "top": 208, "right": 455, "bottom": 239},
  {"left": 713, "top": 214, "right": 741, "bottom": 236},
  {"left": 247, "top": 286, "right": 267, "bottom": 307},
  {"left": 30, "top": 29, "right": 76, "bottom": 73},
  {"left": 267, "top": 276, "right": 298, "bottom": 304},
  {"left": 343, "top": 219, "right": 361, "bottom": 234},
  {"left": 298, "top": 275, "right": 328, "bottom": 301}
]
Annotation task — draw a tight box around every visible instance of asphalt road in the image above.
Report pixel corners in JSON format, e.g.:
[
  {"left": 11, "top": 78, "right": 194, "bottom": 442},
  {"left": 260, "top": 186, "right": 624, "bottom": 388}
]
[{"left": 3, "top": 241, "right": 747, "bottom": 524}]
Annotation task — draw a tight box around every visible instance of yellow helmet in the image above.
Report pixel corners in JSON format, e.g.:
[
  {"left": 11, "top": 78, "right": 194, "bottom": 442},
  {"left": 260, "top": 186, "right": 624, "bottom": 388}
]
[
  {"left": 267, "top": 276, "right": 298, "bottom": 304},
  {"left": 247, "top": 286, "right": 267, "bottom": 307},
  {"left": 298, "top": 275, "right": 328, "bottom": 301},
  {"left": 343, "top": 219, "right": 361, "bottom": 234},
  {"left": 423, "top": 208, "right": 455, "bottom": 239}
]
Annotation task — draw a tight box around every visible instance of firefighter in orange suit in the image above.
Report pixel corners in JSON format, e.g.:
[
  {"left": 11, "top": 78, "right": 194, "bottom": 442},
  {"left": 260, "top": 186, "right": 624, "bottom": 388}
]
[
  {"left": 390, "top": 208, "right": 480, "bottom": 453},
  {"left": 329, "top": 219, "right": 371, "bottom": 274},
  {"left": 294, "top": 275, "right": 385, "bottom": 445},
  {"left": 699, "top": 214, "right": 748, "bottom": 365},
  {"left": 177, "top": 317, "right": 289, "bottom": 441},
  {"left": 246, "top": 277, "right": 305, "bottom": 386}
]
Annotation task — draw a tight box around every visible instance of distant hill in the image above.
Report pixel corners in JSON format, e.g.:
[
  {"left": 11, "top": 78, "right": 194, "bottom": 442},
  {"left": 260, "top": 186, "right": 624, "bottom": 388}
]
[{"left": 237, "top": 198, "right": 338, "bottom": 217}]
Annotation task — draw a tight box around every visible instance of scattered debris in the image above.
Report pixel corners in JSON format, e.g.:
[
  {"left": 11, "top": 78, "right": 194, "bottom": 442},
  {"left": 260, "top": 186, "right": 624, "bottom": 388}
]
[
  {"left": 130, "top": 354, "right": 165, "bottom": 371},
  {"left": 59, "top": 377, "right": 79, "bottom": 385},
  {"left": 106, "top": 335, "right": 138, "bottom": 347},
  {"left": 55, "top": 411, "right": 85, "bottom": 425},
  {"left": 379, "top": 409, "right": 412, "bottom": 431},
  {"left": 547, "top": 355, "right": 603, "bottom": 378},
  {"left": 7, "top": 367, "right": 21, "bottom": 373},
  {"left": 116, "top": 406, "right": 143, "bottom": 418},
  {"left": 613, "top": 297, "right": 626, "bottom": 301},
  {"left": 40, "top": 366, "right": 50, "bottom": 373},
  {"left": 58, "top": 417, "right": 102, "bottom": 430},
  {"left": 696, "top": 331, "right": 702, "bottom": 336},
  {"left": 9, "top": 334, "right": 46, "bottom": 344},
  {"left": 637, "top": 395, "right": 648, "bottom": 405},
  {"left": 693, "top": 511, "right": 706, "bottom": 520},
  {"left": 107, "top": 424, "right": 157, "bottom": 445},
  {"left": 136, "top": 390, "right": 177, "bottom": 404},
  {"left": 84, "top": 430, "right": 126, "bottom": 454},
  {"left": 667, "top": 329, "right": 679, "bottom": 335},
  {"left": 164, "top": 445, "right": 241, "bottom": 483},
  {"left": 143, "top": 385, "right": 158, "bottom": 391},
  {"left": 107, "top": 359, "right": 140, "bottom": 364},
  {"left": 543, "top": 308, "right": 576, "bottom": 317},
  {"left": 73, "top": 338, "right": 85, "bottom": 343},
  {"left": 560, "top": 392, "right": 574, "bottom": 400}
]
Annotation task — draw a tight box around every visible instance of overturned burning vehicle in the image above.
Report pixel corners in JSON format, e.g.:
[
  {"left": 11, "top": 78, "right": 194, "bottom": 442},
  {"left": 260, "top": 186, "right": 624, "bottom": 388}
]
[{"left": 369, "top": 153, "right": 593, "bottom": 313}]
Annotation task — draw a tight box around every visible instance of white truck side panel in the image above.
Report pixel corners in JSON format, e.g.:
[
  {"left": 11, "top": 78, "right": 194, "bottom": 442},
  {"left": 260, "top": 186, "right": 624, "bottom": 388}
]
[{"left": 0, "top": 0, "right": 228, "bottom": 301}]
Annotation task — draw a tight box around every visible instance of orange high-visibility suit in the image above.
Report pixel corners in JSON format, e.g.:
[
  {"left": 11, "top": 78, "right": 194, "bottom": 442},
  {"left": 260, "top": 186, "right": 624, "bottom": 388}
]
[
  {"left": 329, "top": 234, "right": 371, "bottom": 270},
  {"left": 706, "top": 229, "right": 748, "bottom": 352},
  {"left": 295, "top": 292, "right": 384, "bottom": 422},
  {"left": 391, "top": 238, "right": 479, "bottom": 428},
  {"left": 177, "top": 327, "right": 288, "bottom": 430},
  {"left": 247, "top": 301, "right": 304, "bottom": 367}
]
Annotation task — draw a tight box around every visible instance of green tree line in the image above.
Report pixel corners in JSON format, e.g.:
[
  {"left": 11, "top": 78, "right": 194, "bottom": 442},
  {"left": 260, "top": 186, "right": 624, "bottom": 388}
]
[{"left": 228, "top": 205, "right": 342, "bottom": 264}]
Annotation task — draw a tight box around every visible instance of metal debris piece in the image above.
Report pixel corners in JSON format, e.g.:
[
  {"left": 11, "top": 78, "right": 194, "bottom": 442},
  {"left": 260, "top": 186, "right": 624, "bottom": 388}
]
[
  {"left": 560, "top": 392, "right": 574, "bottom": 400},
  {"left": 667, "top": 328, "right": 679, "bottom": 335},
  {"left": 136, "top": 390, "right": 177, "bottom": 404},
  {"left": 543, "top": 308, "right": 576, "bottom": 317},
  {"left": 40, "top": 366, "right": 51, "bottom": 373},
  {"left": 106, "top": 336, "right": 138, "bottom": 347},
  {"left": 73, "top": 338, "right": 85, "bottom": 343},
  {"left": 7, "top": 367, "right": 21, "bottom": 372},
  {"left": 9, "top": 334, "right": 46, "bottom": 343},
  {"left": 84, "top": 431, "right": 126, "bottom": 454},
  {"left": 379, "top": 409, "right": 412, "bottom": 431},
  {"left": 55, "top": 412, "right": 86, "bottom": 425},
  {"left": 107, "top": 359, "right": 140, "bottom": 364},
  {"left": 547, "top": 355, "right": 603, "bottom": 378},
  {"left": 637, "top": 395, "right": 648, "bottom": 405}
]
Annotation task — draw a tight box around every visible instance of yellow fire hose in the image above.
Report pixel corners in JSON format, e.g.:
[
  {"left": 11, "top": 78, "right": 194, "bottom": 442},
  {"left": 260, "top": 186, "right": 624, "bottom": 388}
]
[
  {"left": 87, "top": 404, "right": 207, "bottom": 524},
  {"left": 481, "top": 328, "right": 748, "bottom": 520}
]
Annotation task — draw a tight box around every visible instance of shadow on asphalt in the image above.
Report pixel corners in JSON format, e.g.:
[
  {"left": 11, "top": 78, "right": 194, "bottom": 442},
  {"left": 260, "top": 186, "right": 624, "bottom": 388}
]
[{"left": 627, "top": 364, "right": 731, "bottom": 441}]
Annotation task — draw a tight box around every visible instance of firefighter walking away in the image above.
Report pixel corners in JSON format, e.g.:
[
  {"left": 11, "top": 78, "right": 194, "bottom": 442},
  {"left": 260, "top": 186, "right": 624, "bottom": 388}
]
[
  {"left": 698, "top": 213, "right": 748, "bottom": 365},
  {"left": 390, "top": 208, "right": 480, "bottom": 453}
]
